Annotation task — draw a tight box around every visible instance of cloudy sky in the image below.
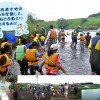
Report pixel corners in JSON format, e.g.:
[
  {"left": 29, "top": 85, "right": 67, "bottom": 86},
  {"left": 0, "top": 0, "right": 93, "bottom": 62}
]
[
  {"left": 18, "top": 75, "right": 100, "bottom": 84},
  {"left": 0, "top": 0, "right": 100, "bottom": 21}
]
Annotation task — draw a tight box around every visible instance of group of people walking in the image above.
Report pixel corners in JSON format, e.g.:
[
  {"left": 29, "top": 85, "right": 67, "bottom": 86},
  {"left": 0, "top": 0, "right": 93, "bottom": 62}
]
[{"left": 0, "top": 24, "right": 100, "bottom": 77}]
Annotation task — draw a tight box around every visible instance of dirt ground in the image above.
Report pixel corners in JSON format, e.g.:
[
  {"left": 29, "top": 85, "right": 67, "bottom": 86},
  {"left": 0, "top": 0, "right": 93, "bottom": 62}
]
[
  {"left": 18, "top": 90, "right": 51, "bottom": 100},
  {"left": 51, "top": 94, "right": 81, "bottom": 100}
]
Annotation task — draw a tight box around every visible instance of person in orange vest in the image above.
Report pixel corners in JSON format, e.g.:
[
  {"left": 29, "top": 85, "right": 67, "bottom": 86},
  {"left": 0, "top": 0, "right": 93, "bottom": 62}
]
[
  {"left": 79, "top": 33, "right": 85, "bottom": 50},
  {"left": 39, "top": 44, "right": 66, "bottom": 75},
  {"left": 44, "top": 25, "right": 58, "bottom": 50},
  {"left": 25, "top": 42, "right": 44, "bottom": 75},
  {"left": 1, "top": 38, "right": 12, "bottom": 48},
  {"left": 0, "top": 44, "right": 12, "bottom": 77},
  {"left": 60, "top": 29, "right": 67, "bottom": 44}
]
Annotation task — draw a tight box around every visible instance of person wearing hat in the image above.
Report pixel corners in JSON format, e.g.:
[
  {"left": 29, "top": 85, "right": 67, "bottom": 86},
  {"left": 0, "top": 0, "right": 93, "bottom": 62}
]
[
  {"left": 85, "top": 32, "right": 91, "bottom": 47},
  {"left": 70, "top": 26, "right": 83, "bottom": 49},
  {"left": 9, "top": 78, "right": 18, "bottom": 100},
  {"left": 89, "top": 29, "right": 100, "bottom": 75},
  {"left": 39, "top": 43, "right": 66, "bottom": 75}
]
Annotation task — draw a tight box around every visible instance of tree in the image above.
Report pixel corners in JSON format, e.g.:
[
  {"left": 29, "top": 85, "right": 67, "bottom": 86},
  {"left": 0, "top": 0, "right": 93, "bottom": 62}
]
[
  {"left": 80, "top": 18, "right": 88, "bottom": 25},
  {"left": 57, "top": 18, "right": 69, "bottom": 29}
]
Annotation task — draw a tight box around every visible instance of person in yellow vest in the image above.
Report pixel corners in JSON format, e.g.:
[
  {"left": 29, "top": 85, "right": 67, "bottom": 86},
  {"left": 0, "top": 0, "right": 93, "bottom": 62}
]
[
  {"left": 88, "top": 31, "right": 100, "bottom": 75},
  {"left": 34, "top": 31, "right": 40, "bottom": 38},
  {"left": 33, "top": 37, "right": 39, "bottom": 42},
  {"left": 0, "top": 44, "right": 12, "bottom": 77},
  {"left": 25, "top": 42, "right": 44, "bottom": 75},
  {"left": 44, "top": 25, "right": 58, "bottom": 50},
  {"left": 40, "top": 34, "right": 45, "bottom": 46},
  {"left": 70, "top": 26, "right": 83, "bottom": 49},
  {"left": 70, "top": 31, "right": 78, "bottom": 49},
  {"left": 60, "top": 30, "right": 67, "bottom": 44},
  {"left": 39, "top": 44, "right": 66, "bottom": 75},
  {"left": 79, "top": 33, "right": 85, "bottom": 50}
]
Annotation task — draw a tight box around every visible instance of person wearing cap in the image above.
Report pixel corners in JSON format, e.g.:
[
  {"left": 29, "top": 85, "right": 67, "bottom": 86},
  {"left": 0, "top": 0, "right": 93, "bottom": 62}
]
[
  {"left": 9, "top": 78, "right": 18, "bottom": 100},
  {"left": 39, "top": 43, "right": 66, "bottom": 75},
  {"left": 89, "top": 30, "right": 100, "bottom": 75},
  {"left": 44, "top": 25, "right": 58, "bottom": 50},
  {"left": 85, "top": 32, "right": 91, "bottom": 47},
  {"left": 70, "top": 26, "right": 83, "bottom": 49}
]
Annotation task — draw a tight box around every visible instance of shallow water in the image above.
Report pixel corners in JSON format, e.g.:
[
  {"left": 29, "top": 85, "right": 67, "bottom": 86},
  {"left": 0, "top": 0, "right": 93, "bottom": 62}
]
[
  {"left": 10, "top": 30, "right": 96, "bottom": 75},
  {"left": 58, "top": 42, "right": 91, "bottom": 75}
]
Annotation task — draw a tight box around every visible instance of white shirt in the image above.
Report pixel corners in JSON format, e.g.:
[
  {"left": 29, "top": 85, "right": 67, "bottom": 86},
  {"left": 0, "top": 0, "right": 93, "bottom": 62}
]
[
  {"left": 44, "top": 29, "right": 58, "bottom": 44},
  {"left": 64, "top": 85, "right": 68, "bottom": 95}
]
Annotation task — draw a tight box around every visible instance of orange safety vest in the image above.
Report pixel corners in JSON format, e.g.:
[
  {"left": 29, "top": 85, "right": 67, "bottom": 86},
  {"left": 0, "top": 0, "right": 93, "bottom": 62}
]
[
  {"left": 50, "top": 29, "right": 57, "bottom": 39},
  {"left": 60, "top": 32, "right": 65, "bottom": 36},
  {"left": 26, "top": 49, "right": 39, "bottom": 65},
  {"left": 44, "top": 53, "right": 59, "bottom": 71},
  {"left": 80, "top": 36, "right": 85, "bottom": 41},
  {"left": 1, "top": 42, "right": 9, "bottom": 48},
  {"left": 0, "top": 54, "right": 11, "bottom": 72}
]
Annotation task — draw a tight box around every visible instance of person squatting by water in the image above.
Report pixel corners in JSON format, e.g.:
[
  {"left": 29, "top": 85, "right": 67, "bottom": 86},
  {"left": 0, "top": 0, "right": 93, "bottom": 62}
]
[
  {"left": 0, "top": 44, "right": 12, "bottom": 78},
  {"left": 39, "top": 43, "right": 66, "bottom": 75},
  {"left": 14, "top": 38, "right": 28, "bottom": 75},
  {"left": 25, "top": 42, "right": 44, "bottom": 75},
  {"left": 44, "top": 25, "right": 58, "bottom": 50},
  {"left": 89, "top": 30, "right": 100, "bottom": 75}
]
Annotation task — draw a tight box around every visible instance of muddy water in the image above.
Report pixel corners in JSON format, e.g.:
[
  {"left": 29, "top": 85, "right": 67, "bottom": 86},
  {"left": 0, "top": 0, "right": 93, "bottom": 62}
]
[
  {"left": 9, "top": 30, "right": 96, "bottom": 75},
  {"left": 58, "top": 42, "right": 91, "bottom": 75}
]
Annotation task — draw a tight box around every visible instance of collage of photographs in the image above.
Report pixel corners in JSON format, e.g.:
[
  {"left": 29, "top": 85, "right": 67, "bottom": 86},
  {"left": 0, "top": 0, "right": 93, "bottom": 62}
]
[{"left": 0, "top": 0, "right": 100, "bottom": 100}]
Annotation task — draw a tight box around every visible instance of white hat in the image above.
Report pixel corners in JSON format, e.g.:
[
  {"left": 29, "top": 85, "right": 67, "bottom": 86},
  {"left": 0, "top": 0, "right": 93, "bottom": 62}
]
[
  {"left": 50, "top": 44, "right": 58, "bottom": 50},
  {"left": 97, "top": 28, "right": 100, "bottom": 34}
]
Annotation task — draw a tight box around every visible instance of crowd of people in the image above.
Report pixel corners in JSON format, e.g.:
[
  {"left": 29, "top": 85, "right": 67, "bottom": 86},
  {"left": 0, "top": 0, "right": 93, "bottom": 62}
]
[
  {"left": 0, "top": 24, "right": 100, "bottom": 76},
  {"left": 18, "top": 85, "right": 51, "bottom": 100}
]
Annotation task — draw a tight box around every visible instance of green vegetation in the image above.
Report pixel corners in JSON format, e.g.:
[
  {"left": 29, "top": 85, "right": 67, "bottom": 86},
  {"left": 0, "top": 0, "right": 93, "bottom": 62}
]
[
  {"left": 77, "top": 84, "right": 100, "bottom": 97},
  {"left": 27, "top": 12, "right": 100, "bottom": 36},
  {"left": 17, "top": 83, "right": 31, "bottom": 87}
]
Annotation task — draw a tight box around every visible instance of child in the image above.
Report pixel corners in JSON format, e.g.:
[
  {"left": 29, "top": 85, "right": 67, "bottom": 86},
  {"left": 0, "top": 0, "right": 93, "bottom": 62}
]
[
  {"left": 15, "top": 38, "right": 28, "bottom": 75},
  {"left": 39, "top": 44, "right": 66, "bottom": 75},
  {"left": 60, "top": 30, "right": 67, "bottom": 44},
  {"left": 40, "top": 34, "right": 45, "bottom": 46},
  {"left": 79, "top": 33, "right": 85, "bottom": 50},
  {"left": 25, "top": 42, "right": 44, "bottom": 75},
  {"left": 0, "top": 44, "right": 12, "bottom": 77}
]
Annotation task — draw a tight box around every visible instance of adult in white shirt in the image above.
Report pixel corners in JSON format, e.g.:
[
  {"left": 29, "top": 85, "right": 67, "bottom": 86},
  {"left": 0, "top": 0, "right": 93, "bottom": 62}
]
[
  {"left": 64, "top": 83, "right": 68, "bottom": 100},
  {"left": 44, "top": 25, "right": 58, "bottom": 50}
]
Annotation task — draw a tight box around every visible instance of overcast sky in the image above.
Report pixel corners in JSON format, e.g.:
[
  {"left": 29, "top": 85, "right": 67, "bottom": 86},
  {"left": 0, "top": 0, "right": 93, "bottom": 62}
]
[
  {"left": 0, "top": 0, "right": 100, "bottom": 21},
  {"left": 18, "top": 75, "right": 100, "bottom": 84}
]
